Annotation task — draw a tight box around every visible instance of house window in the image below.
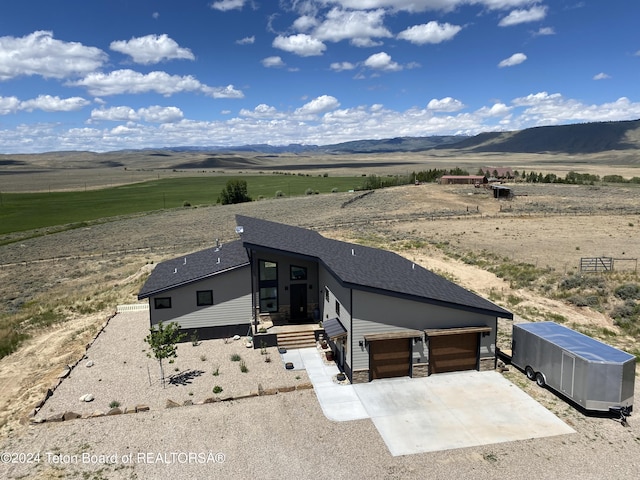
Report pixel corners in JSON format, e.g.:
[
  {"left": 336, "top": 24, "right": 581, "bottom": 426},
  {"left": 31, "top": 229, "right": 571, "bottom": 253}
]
[
  {"left": 335, "top": 300, "right": 340, "bottom": 315},
  {"left": 154, "top": 297, "right": 171, "bottom": 309},
  {"left": 196, "top": 290, "right": 213, "bottom": 306},
  {"left": 259, "top": 260, "right": 278, "bottom": 313},
  {"left": 325, "top": 288, "right": 330, "bottom": 302},
  {"left": 290, "top": 265, "right": 307, "bottom": 281}
]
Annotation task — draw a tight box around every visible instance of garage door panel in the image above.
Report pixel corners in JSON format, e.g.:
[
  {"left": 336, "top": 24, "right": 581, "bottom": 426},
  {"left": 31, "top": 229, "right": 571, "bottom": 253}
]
[
  {"left": 430, "top": 333, "right": 478, "bottom": 374},
  {"left": 370, "top": 338, "right": 411, "bottom": 380}
]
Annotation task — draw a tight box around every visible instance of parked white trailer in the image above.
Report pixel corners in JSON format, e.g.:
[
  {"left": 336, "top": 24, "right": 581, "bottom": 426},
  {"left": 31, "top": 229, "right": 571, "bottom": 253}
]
[{"left": 511, "top": 321, "right": 635, "bottom": 412}]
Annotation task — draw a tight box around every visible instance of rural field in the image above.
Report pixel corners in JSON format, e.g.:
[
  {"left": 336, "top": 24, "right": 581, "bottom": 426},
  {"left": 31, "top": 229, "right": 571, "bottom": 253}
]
[{"left": 1, "top": 149, "right": 640, "bottom": 478}]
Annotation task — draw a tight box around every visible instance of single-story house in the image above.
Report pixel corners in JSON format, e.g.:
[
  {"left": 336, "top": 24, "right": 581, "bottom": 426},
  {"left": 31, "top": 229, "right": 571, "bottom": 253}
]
[
  {"left": 439, "top": 175, "right": 488, "bottom": 185},
  {"left": 138, "top": 215, "right": 513, "bottom": 383}
]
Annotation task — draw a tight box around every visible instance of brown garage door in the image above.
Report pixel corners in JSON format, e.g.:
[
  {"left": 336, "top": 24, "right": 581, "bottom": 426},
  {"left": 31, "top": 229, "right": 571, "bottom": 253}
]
[
  {"left": 369, "top": 338, "right": 411, "bottom": 380},
  {"left": 429, "top": 333, "right": 478, "bottom": 374}
]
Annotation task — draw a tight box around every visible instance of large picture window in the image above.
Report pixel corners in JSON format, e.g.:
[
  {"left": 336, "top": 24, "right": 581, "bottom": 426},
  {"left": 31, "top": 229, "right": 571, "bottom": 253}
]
[
  {"left": 197, "top": 290, "right": 213, "bottom": 306},
  {"left": 259, "top": 260, "right": 278, "bottom": 312}
]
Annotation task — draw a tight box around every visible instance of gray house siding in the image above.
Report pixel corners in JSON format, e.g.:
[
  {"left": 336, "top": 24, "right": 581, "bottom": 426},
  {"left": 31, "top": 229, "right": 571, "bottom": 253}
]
[
  {"left": 351, "top": 290, "right": 497, "bottom": 372},
  {"left": 250, "top": 251, "right": 320, "bottom": 321},
  {"left": 149, "top": 266, "right": 251, "bottom": 333},
  {"left": 319, "top": 265, "right": 352, "bottom": 372}
]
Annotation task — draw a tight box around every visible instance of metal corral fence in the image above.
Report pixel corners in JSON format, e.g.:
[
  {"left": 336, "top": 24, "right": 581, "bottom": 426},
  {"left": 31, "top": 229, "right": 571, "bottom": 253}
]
[{"left": 581, "top": 257, "right": 638, "bottom": 272}]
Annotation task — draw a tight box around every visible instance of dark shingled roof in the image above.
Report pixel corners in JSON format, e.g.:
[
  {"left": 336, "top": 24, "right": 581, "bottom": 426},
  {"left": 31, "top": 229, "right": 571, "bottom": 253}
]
[
  {"left": 138, "top": 240, "right": 249, "bottom": 299},
  {"left": 236, "top": 215, "right": 512, "bottom": 319},
  {"left": 324, "top": 318, "right": 348, "bottom": 339}
]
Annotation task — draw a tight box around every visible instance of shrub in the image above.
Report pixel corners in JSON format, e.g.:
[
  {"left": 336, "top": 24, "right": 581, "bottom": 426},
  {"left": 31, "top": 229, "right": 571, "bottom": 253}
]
[
  {"left": 614, "top": 283, "right": 640, "bottom": 300},
  {"left": 305, "top": 188, "right": 314, "bottom": 195},
  {"left": 240, "top": 360, "right": 248, "bottom": 373},
  {"left": 213, "top": 385, "right": 223, "bottom": 394},
  {"left": 230, "top": 353, "right": 241, "bottom": 362},
  {"left": 275, "top": 190, "right": 285, "bottom": 198},
  {"left": 182, "top": 201, "right": 191, "bottom": 207},
  {"left": 212, "top": 367, "right": 219, "bottom": 376},
  {"left": 109, "top": 400, "right": 120, "bottom": 408},
  {"left": 218, "top": 179, "right": 251, "bottom": 205}
]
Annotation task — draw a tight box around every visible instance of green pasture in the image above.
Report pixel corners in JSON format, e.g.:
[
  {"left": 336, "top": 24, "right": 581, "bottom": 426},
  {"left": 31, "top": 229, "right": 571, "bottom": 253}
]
[{"left": 0, "top": 175, "right": 365, "bottom": 235}]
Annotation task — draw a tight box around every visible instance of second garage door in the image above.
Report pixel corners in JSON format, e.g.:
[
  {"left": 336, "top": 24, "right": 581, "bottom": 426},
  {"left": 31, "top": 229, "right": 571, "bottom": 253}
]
[
  {"left": 428, "top": 332, "right": 478, "bottom": 374},
  {"left": 369, "top": 338, "right": 411, "bottom": 380}
]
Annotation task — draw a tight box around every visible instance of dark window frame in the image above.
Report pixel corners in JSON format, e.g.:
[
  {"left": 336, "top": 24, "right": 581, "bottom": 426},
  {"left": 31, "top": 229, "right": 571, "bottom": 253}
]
[
  {"left": 335, "top": 300, "right": 340, "bottom": 315},
  {"left": 259, "top": 259, "right": 279, "bottom": 313},
  {"left": 154, "top": 297, "right": 172, "bottom": 309},
  {"left": 196, "top": 290, "right": 213, "bottom": 306},
  {"left": 290, "top": 265, "right": 307, "bottom": 281}
]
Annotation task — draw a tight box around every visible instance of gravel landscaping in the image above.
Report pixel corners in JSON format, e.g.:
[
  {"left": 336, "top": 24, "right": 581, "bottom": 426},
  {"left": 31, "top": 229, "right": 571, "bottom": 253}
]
[{"left": 34, "top": 311, "right": 310, "bottom": 419}]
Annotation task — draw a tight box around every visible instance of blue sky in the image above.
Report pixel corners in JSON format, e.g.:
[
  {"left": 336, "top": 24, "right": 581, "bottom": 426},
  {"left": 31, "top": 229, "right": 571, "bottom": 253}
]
[{"left": 0, "top": 0, "right": 638, "bottom": 153}]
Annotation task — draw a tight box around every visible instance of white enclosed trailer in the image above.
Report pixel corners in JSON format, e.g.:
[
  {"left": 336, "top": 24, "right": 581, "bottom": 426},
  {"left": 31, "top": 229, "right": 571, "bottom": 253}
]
[{"left": 511, "top": 321, "right": 635, "bottom": 412}]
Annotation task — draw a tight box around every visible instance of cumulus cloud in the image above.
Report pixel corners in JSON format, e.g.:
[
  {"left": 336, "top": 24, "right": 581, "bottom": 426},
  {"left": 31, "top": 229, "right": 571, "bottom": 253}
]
[
  {"left": 364, "top": 52, "right": 402, "bottom": 71},
  {"left": 68, "top": 69, "right": 244, "bottom": 98},
  {"left": 498, "top": 52, "right": 527, "bottom": 67},
  {"left": 262, "top": 56, "right": 285, "bottom": 68},
  {"left": 427, "top": 97, "right": 465, "bottom": 112},
  {"left": 91, "top": 105, "right": 184, "bottom": 123},
  {"left": 330, "top": 61, "right": 356, "bottom": 71},
  {"left": 593, "top": 72, "right": 611, "bottom": 80},
  {"left": 19, "top": 95, "right": 91, "bottom": 112},
  {"left": 312, "top": 8, "right": 392, "bottom": 46},
  {"left": 293, "top": 15, "right": 319, "bottom": 32},
  {"left": 210, "top": 0, "right": 246, "bottom": 11},
  {"left": 315, "top": 1, "right": 533, "bottom": 13},
  {"left": 397, "top": 21, "right": 462, "bottom": 45},
  {"left": 499, "top": 5, "right": 547, "bottom": 26},
  {"left": 0, "top": 95, "right": 90, "bottom": 114},
  {"left": 273, "top": 34, "right": 326, "bottom": 56},
  {"left": 295, "top": 95, "right": 340, "bottom": 115},
  {"left": 239, "top": 104, "right": 280, "bottom": 118},
  {"left": 0, "top": 31, "right": 106, "bottom": 80},
  {"left": 110, "top": 34, "right": 195, "bottom": 65},
  {"left": 476, "top": 102, "right": 511, "bottom": 117}
]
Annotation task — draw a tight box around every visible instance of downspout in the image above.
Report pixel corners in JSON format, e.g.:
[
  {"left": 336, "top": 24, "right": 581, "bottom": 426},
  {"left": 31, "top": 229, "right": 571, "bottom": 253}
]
[
  {"left": 247, "top": 248, "right": 258, "bottom": 337},
  {"left": 350, "top": 287, "right": 353, "bottom": 380}
]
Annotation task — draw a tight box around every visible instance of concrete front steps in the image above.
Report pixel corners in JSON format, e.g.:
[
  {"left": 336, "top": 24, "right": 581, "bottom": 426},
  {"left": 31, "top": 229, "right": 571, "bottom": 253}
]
[{"left": 276, "top": 330, "right": 317, "bottom": 350}]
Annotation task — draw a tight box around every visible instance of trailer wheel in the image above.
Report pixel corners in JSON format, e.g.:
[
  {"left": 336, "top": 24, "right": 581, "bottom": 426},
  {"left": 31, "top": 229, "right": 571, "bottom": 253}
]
[
  {"left": 525, "top": 366, "right": 535, "bottom": 380},
  {"left": 535, "top": 372, "right": 546, "bottom": 388}
]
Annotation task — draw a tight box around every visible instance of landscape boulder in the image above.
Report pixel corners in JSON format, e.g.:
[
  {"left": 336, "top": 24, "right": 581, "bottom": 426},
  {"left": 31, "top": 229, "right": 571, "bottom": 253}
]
[{"left": 79, "top": 393, "right": 94, "bottom": 402}]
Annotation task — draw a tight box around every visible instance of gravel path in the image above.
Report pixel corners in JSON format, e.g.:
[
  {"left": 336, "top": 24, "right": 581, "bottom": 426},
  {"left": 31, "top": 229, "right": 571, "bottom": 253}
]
[{"left": 35, "top": 311, "right": 310, "bottom": 418}]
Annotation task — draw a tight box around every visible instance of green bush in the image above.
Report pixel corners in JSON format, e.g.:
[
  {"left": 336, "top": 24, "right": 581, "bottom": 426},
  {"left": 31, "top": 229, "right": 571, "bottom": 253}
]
[
  {"left": 230, "top": 353, "right": 241, "bottom": 362},
  {"left": 614, "top": 283, "right": 640, "bottom": 300},
  {"left": 213, "top": 385, "right": 223, "bottom": 394}
]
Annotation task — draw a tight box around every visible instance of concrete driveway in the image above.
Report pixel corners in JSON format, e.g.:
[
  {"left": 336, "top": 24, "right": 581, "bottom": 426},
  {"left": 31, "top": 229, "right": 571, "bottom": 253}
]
[{"left": 283, "top": 348, "right": 575, "bottom": 456}]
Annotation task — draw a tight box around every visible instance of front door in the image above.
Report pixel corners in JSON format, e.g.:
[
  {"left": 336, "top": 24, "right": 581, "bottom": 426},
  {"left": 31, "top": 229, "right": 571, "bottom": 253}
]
[{"left": 290, "top": 283, "right": 307, "bottom": 321}]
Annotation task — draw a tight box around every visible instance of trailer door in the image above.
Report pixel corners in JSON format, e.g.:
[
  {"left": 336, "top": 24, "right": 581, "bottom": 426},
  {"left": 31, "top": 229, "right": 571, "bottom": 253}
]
[{"left": 561, "top": 352, "right": 575, "bottom": 397}]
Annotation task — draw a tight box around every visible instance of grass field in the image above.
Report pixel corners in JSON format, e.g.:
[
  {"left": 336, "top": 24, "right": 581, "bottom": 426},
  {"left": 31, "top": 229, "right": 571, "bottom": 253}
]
[{"left": 0, "top": 174, "right": 366, "bottom": 235}]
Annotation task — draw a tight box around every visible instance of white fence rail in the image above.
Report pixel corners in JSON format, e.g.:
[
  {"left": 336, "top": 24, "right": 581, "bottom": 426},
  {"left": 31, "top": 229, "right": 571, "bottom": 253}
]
[{"left": 116, "top": 303, "right": 149, "bottom": 313}]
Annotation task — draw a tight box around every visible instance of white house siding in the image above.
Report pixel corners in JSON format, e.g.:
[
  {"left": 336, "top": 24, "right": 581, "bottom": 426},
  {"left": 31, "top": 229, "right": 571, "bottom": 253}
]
[
  {"left": 149, "top": 266, "right": 251, "bottom": 329},
  {"left": 351, "top": 290, "right": 496, "bottom": 371}
]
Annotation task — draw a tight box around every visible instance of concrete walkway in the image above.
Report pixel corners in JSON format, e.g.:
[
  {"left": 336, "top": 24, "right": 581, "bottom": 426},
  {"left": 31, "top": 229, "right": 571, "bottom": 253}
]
[{"left": 281, "top": 347, "right": 575, "bottom": 456}]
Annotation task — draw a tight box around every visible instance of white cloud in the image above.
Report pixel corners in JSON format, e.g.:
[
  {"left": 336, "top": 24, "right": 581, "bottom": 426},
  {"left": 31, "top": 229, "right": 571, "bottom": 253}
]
[
  {"left": 236, "top": 36, "right": 255, "bottom": 45},
  {"left": 499, "top": 5, "right": 547, "bottom": 27},
  {"left": 593, "top": 72, "right": 611, "bottom": 80},
  {"left": 68, "top": 69, "right": 244, "bottom": 98},
  {"left": 476, "top": 102, "right": 511, "bottom": 116},
  {"left": 535, "top": 27, "right": 555, "bottom": 36},
  {"left": 312, "top": 8, "right": 392, "bottom": 46},
  {"left": 262, "top": 56, "right": 285, "bottom": 68},
  {"left": 397, "top": 21, "right": 462, "bottom": 45},
  {"left": 109, "top": 34, "right": 195, "bottom": 65},
  {"left": 295, "top": 95, "right": 340, "bottom": 115},
  {"left": 210, "top": 0, "right": 246, "bottom": 11},
  {"left": 152, "top": 12, "right": 160, "bottom": 20},
  {"left": 293, "top": 15, "right": 319, "bottom": 32},
  {"left": 91, "top": 105, "right": 183, "bottom": 123},
  {"left": 239, "top": 104, "right": 280, "bottom": 118},
  {"left": 0, "top": 95, "right": 90, "bottom": 115},
  {"left": 330, "top": 61, "right": 356, "bottom": 71},
  {"left": 0, "top": 96, "right": 20, "bottom": 115},
  {"left": 273, "top": 34, "right": 326, "bottom": 56},
  {"left": 512, "top": 91, "right": 562, "bottom": 106},
  {"left": 0, "top": 31, "right": 106, "bottom": 80},
  {"left": 498, "top": 52, "right": 527, "bottom": 67},
  {"left": 19, "top": 95, "right": 90, "bottom": 112},
  {"left": 427, "top": 97, "right": 465, "bottom": 112},
  {"left": 364, "top": 52, "right": 402, "bottom": 71}
]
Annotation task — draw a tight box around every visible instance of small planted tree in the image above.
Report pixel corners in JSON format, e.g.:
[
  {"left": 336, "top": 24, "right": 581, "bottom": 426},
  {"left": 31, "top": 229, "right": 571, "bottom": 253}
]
[{"left": 144, "top": 322, "right": 186, "bottom": 387}]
